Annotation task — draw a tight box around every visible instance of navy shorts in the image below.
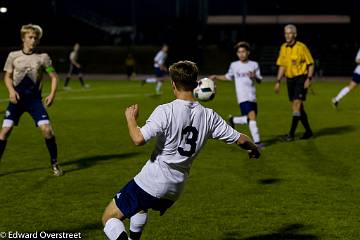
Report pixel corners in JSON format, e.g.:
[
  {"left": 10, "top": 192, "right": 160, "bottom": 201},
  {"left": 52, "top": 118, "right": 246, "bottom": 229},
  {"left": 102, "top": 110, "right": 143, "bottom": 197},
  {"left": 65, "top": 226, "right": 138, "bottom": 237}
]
[
  {"left": 3, "top": 95, "right": 50, "bottom": 127},
  {"left": 114, "top": 179, "right": 174, "bottom": 219},
  {"left": 286, "top": 75, "right": 308, "bottom": 101},
  {"left": 154, "top": 67, "right": 165, "bottom": 78},
  {"left": 239, "top": 101, "right": 258, "bottom": 116},
  {"left": 352, "top": 73, "right": 360, "bottom": 84}
]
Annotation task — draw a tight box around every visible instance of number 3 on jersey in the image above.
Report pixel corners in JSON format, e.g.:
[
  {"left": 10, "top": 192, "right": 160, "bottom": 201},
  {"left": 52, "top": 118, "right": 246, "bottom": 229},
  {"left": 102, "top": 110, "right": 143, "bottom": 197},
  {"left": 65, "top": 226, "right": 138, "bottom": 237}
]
[{"left": 178, "top": 126, "right": 199, "bottom": 157}]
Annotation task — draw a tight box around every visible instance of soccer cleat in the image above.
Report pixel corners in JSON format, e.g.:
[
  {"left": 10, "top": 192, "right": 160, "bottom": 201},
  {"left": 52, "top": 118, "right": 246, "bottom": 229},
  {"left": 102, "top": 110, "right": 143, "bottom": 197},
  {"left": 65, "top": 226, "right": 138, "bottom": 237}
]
[
  {"left": 255, "top": 142, "right": 265, "bottom": 150},
  {"left": 83, "top": 84, "right": 91, "bottom": 89},
  {"left": 51, "top": 164, "right": 64, "bottom": 177},
  {"left": 281, "top": 134, "right": 294, "bottom": 142},
  {"left": 300, "top": 131, "right": 313, "bottom": 140},
  {"left": 331, "top": 98, "right": 338, "bottom": 109},
  {"left": 227, "top": 115, "right": 235, "bottom": 128}
]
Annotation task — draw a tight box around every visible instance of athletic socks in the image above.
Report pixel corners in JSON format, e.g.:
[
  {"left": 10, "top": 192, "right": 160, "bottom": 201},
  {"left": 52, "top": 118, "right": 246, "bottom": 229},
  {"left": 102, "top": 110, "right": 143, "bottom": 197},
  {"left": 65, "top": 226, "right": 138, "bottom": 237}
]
[
  {"left": 104, "top": 218, "right": 128, "bottom": 240},
  {"left": 334, "top": 86, "right": 350, "bottom": 102},
  {"left": 64, "top": 77, "right": 70, "bottom": 87},
  {"left": 289, "top": 112, "right": 301, "bottom": 137},
  {"left": 233, "top": 116, "right": 248, "bottom": 125},
  {"left": 129, "top": 212, "right": 148, "bottom": 240},
  {"left": 156, "top": 82, "right": 163, "bottom": 94},
  {"left": 79, "top": 77, "right": 85, "bottom": 86},
  {"left": 0, "top": 139, "right": 7, "bottom": 160},
  {"left": 249, "top": 120, "right": 260, "bottom": 143},
  {"left": 45, "top": 137, "right": 58, "bottom": 165},
  {"left": 300, "top": 107, "right": 312, "bottom": 134}
]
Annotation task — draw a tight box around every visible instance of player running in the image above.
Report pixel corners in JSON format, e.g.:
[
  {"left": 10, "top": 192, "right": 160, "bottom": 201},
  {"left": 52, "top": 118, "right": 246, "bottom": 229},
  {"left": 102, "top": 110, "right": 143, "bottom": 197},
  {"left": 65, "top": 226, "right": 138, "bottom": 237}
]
[
  {"left": 210, "top": 41, "right": 263, "bottom": 149},
  {"left": 332, "top": 48, "right": 360, "bottom": 108},
  {"left": 0, "top": 24, "right": 63, "bottom": 176},
  {"left": 102, "top": 60, "right": 260, "bottom": 240}
]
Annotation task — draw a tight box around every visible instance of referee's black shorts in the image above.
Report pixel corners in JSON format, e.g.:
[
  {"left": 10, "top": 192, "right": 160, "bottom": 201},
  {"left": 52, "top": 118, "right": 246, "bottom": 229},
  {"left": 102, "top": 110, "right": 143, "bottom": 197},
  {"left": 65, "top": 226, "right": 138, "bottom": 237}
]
[{"left": 286, "top": 75, "right": 308, "bottom": 101}]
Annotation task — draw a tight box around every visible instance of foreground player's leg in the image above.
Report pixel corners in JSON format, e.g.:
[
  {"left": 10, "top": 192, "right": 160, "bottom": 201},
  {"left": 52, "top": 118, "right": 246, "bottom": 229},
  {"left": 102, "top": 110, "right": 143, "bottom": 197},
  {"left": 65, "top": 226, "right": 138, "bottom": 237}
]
[
  {"left": 129, "top": 211, "right": 148, "bottom": 240},
  {"left": 103, "top": 200, "right": 128, "bottom": 240},
  {"left": 39, "top": 124, "right": 63, "bottom": 176}
]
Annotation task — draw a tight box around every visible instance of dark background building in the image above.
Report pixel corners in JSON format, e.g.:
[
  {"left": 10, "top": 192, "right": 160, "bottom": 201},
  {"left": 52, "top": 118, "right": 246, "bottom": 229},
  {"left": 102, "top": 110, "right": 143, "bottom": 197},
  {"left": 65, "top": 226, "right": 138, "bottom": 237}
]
[{"left": 0, "top": 0, "right": 359, "bottom": 75}]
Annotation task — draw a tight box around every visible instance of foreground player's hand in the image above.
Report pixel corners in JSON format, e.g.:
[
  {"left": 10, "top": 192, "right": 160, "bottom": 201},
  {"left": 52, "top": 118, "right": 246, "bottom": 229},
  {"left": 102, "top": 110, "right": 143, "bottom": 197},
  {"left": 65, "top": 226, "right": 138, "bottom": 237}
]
[
  {"left": 274, "top": 82, "right": 280, "bottom": 94},
  {"left": 125, "top": 104, "right": 139, "bottom": 120},
  {"left": 44, "top": 94, "right": 55, "bottom": 107},
  {"left": 9, "top": 90, "right": 20, "bottom": 104},
  {"left": 304, "top": 78, "right": 311, "bottom": 89}
]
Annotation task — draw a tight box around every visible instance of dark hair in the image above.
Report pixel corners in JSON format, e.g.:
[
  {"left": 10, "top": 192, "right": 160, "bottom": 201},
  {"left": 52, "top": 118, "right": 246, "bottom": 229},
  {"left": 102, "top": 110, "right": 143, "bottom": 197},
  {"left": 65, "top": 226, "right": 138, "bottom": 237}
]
[
  {"left": 169, "top": 60, "right": 199, "bottom": 91},
  {"left": 234, "top": 41, "right": 250, "bottom": 51}
]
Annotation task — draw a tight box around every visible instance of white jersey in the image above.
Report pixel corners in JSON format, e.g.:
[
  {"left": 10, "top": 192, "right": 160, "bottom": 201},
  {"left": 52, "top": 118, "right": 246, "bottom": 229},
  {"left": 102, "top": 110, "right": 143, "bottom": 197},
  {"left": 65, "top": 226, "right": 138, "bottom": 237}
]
[
  {"left": 69, "top": 50, "right": 78, "bottom": 63},
  {"left": 154, "top": 50, "right": 167, "bottom": 68},
  {"left": 134, "top": 99, "right": 241, "bottom": 201},
  {"left": 3, "top": 50, "right": 53, "bottom": 87},
  {"left": 225, "top": 60, "right": 262, "bottom": 103},
  {"left": 354, "top": 48, "right": 360, "bottom": 74}
]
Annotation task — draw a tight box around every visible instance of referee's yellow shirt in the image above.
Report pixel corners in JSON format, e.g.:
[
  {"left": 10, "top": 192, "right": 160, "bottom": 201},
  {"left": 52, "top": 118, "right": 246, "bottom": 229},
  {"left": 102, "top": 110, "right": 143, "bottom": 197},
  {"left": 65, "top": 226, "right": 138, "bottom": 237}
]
[{"left": 276, "top": 41, "right": 314, "bottom": 78}]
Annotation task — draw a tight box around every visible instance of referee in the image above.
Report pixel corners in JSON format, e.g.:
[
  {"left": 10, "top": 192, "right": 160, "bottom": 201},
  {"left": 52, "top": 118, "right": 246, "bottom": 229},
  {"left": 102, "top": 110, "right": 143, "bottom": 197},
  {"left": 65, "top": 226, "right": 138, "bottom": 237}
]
[{"left": 274, "top": 24, "right": 314, "bottom": 141}]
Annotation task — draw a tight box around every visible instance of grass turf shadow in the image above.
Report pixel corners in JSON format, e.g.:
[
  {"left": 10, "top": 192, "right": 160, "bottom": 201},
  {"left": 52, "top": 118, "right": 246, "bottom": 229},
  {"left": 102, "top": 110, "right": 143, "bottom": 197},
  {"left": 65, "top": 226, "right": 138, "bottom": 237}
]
[
  {"left": 62, "top": 153, "right": 140, "bottom": 173},
  {"left": 223, "top": 223, "right": 319, "bottom": 240},
  {"left": 314, "top": 125, "right": 355, "bottom": 138},
  {"left": 257, "top": 178, "right": 282, "bottom": 185}
]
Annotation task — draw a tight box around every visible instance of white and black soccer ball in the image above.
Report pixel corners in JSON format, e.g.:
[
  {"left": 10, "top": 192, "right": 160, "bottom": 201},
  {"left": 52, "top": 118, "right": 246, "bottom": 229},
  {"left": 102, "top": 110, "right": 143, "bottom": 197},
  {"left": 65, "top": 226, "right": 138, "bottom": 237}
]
[{"left": 193, "top": 78, "right": 216, "bottom": 101}]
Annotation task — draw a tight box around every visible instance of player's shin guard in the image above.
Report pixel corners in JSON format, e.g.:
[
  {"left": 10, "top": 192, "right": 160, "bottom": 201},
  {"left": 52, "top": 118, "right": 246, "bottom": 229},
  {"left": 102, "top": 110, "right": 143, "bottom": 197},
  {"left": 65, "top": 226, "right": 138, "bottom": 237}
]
[
  {"left": 129, "top": 212, "right": 148, "bottom": 240},
  {"left": 233, "top": 116, "right": 248, "bottom": 125},
  {"left": 0, "top": 139, "right": 7, "bottom": 160},
  {"left": 335, "top": 86, "right": 350, "bottom": 102},
  {"left": 249, "top": 120, "right": 260, "bottom": 143},
  {"left": 104, "top": 218, "right": 128, "bottom": 240},
  {"left": 45, "top": 137, "right": 58, "bottom": 165},
  {"left": 289, "top": 112, "right": 301, "bottom": 136}
]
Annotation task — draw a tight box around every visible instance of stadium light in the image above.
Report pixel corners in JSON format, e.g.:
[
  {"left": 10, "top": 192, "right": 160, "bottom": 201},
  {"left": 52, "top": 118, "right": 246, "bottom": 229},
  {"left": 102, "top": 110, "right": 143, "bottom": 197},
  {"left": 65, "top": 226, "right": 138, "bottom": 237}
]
[{"left": 0, "top": 7, "right": 7, "bottom": 13}]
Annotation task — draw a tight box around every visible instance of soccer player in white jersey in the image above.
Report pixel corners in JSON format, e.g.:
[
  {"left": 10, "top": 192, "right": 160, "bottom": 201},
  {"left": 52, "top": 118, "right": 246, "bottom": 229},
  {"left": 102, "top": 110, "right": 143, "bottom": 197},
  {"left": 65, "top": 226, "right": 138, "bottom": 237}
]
[
  {"left": 332, "top": 48, "right": 360, "bottom": 108},
  {"left": 142, "top": 44, "right": 168, "bottom": 94},
  {"left": 0, "top": 24, "right": 63, "bottom": 176},
  {"left": 64, "top": 43, "right": 89, "bottom": 89},
  {"left": 102, "top": 61, "right": 260, "bottom": 240},
  {"left": 210, "top": 42, "right": 263, "bottom": 149}
]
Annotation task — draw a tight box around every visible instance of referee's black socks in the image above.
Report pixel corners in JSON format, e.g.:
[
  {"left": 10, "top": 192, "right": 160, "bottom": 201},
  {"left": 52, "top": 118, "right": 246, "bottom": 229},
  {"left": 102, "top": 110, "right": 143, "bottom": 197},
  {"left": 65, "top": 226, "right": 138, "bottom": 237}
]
[
  {"left": 300, "top": 106, "right": 312, "bottom": 134},
  {"left": 289, "top": 112, "right": 301, "bottom": 137}
]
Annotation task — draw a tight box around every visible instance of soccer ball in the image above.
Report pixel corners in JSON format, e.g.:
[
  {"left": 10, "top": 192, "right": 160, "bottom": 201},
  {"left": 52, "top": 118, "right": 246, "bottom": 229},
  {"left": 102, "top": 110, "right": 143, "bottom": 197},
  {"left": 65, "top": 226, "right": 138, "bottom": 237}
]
[{"left": 193, "top": 78, "right": 216, "bottom": 101}]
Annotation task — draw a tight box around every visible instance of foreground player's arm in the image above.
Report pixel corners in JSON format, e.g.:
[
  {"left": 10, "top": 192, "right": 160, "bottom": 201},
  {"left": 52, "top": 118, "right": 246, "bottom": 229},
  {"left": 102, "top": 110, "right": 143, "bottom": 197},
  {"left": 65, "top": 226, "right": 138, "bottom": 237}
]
[
  {"left": 4, "top": 71, "right": 20, "bottom": 104},
  {"left": 274, "top": 66, "right": 285, "bottom": 94},
  {"left": 44, "top": 69, "right": 58, "bottom": 107},
  {"left": 236, "top": 134, "right": 260, "bottom": 159},
  {"left": 125, "top": 104, "right": 145, "bottom": 146}
]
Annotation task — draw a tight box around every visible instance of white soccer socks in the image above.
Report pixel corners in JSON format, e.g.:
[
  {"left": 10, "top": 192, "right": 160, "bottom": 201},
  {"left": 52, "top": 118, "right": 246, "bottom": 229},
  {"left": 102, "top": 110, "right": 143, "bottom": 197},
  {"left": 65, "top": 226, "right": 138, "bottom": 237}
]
[
  {"left": 104, "top": 218, "right": 128, "bottom": 240},
  {"left": 335, "top": 86, "right": 350, "bottom": 102},
  {"left": 249, "top": 120, "right": 260, "bottom": 143},
  {"left": 233, "top": 116, "right": 248, "bottom": 125},
  {"left": 129, "top": 212, "right": 148, "bottom": 240},
  {"left": 156, "top": 82, "right": 163, "bottom": 94}
]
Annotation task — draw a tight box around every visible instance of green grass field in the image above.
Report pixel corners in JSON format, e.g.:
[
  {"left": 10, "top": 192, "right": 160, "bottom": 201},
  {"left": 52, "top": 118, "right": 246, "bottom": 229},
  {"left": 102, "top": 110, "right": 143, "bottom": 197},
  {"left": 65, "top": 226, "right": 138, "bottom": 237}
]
[{"left": 0, "top": 78, "right": 359, "bottom": 239}]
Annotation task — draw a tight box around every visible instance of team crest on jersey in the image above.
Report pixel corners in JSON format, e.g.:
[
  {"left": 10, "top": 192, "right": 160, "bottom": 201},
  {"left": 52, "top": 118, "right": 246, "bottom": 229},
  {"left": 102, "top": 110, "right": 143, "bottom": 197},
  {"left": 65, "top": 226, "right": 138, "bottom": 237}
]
[{"left": 5, "top": 111, "right": 10, "bottom": 117}]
